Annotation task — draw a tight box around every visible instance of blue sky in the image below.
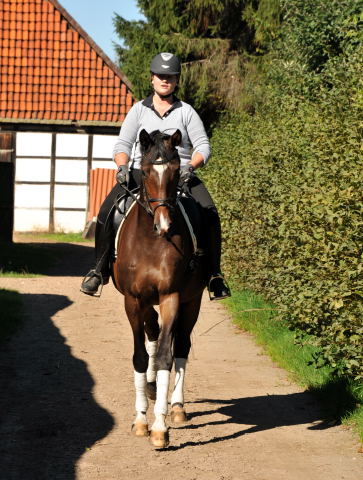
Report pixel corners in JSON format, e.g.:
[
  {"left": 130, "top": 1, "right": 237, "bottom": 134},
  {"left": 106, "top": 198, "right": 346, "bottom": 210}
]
[{"left": 59, "top": 0, "right": 145, "bottom": 62}]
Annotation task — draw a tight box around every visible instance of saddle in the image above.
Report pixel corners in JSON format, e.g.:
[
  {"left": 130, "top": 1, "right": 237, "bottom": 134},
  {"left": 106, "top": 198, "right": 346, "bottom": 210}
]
[{"left": 112, "top": 188, "right": 204, "bottom": 259}]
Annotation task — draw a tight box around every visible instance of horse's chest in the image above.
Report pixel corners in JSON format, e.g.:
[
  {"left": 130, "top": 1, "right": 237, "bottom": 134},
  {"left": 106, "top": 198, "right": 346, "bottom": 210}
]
[{"left": 119, "top": 253, "right": 183, "bottom": 296}]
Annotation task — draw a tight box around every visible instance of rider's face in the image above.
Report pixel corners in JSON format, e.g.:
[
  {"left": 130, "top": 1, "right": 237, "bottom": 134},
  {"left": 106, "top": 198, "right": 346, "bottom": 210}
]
[{"left": 151, "top": 74, "right": 178, "bottom": 97}]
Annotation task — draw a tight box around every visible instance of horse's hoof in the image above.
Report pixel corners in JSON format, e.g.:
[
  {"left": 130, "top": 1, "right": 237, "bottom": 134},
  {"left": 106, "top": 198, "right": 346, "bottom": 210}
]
[
  {"left": 131, "top": 422, "right": 149, "bottom": 437},
  {"left": 149, "top": 430, "right": 169, "bottom": 449},
  {"left": 146, "top": 381, "right": 157, "bottom": 400},
  {"left": 171, "top": 404, "right": 188, "bottom": 423}
]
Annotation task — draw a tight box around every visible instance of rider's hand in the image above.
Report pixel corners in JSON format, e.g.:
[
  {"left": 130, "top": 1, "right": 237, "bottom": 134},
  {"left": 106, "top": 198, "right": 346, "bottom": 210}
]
[
  {"left": 180, "top": 163, "right": 195, "bottom": 184},
  {"left": 116, "top": 165, "right": 129, "bottom": 185}
]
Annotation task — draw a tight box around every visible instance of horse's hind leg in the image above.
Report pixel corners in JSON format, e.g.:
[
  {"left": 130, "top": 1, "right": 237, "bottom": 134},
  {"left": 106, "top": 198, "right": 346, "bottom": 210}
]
[
  {"left": 170, "top": 358, "right": 188, "bottom": 423},
  {"left": 171, "top": 294, "right": 203, "bottom": 424},
  {"left": 144, "top": 307, "right": 159, "bottom": 400},
  {"left": 125, "top": 294, "right": 149, "bottom": 437}
]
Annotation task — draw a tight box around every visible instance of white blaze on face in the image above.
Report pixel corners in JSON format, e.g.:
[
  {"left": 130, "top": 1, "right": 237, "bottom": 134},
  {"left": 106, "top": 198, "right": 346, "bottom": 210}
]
[
  {"left": 153, "top": 162, "right": 168, "bottom": 184},
  {"left": 152, "top": 162, "right": 171, "bottom": 234},
  {"left": 159, "top": 211, "right": 170, "bottom": 232}
]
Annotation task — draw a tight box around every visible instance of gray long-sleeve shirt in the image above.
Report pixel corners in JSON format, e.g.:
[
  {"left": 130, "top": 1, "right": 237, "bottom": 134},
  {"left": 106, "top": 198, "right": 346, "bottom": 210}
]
[{"left": 113, "top": 95, "right": 211, "bottom": 169}]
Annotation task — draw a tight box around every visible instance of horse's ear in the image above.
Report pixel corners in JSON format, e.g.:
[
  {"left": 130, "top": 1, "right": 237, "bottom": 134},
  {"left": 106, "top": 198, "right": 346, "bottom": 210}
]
[
  {"left": 139, "top": 129, "right": 152, "bottom": 150},
  {"left": 171, "top": 129, "right": 182, "bottom": 147}
]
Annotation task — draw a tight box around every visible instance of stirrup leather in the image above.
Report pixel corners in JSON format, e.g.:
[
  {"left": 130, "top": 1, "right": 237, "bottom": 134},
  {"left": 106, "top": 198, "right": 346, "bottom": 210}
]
[
  {"left": 80, "top": 269, "right": 104, "bottom": 298},
  {"left": 208, "top": 274, "right": 231, "bottom": 301}
]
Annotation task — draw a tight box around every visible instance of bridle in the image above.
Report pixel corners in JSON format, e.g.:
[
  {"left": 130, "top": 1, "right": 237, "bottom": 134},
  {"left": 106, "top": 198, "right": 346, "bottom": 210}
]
[{"left": 141, "top": 155, "right": 178, "bottom": 216}]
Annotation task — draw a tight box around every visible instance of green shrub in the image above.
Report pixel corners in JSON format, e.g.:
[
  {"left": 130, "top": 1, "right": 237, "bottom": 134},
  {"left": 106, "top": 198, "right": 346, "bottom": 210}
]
[{"left": 203, "top": 0, "right": 363, "bottom": 379}]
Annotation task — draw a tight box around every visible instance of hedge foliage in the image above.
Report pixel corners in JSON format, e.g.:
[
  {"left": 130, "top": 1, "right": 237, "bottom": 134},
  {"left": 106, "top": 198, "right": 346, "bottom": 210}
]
[{"left": 203, "top": 0, "right": 363, "bottom": 379}]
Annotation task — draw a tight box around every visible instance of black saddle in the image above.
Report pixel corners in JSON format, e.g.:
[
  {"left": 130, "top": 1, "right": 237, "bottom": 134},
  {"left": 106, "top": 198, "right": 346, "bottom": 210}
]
[{"left": 112, "top": 191, "right": 136, "bottom": 232}]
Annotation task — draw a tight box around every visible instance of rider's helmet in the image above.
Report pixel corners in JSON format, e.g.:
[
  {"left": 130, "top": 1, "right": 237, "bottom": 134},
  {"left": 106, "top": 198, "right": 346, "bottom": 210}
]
[{"left": 150, "top": 52, "right": 181, "bottom": 75}]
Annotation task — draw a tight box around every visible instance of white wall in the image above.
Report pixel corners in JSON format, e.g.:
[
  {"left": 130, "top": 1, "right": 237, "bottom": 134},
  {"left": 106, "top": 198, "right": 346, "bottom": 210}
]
[
  {"left": 14, "top": 132, "right": 52, "bottom": 232},
  {"left": 14, "top": 131, "right": 118, "bottom": 233},
  {"left": 92, "top": 134, "right": 117, "bottom": 170},
  {"left": 16, "top": 132, "right": 52, "bottom": 156}
]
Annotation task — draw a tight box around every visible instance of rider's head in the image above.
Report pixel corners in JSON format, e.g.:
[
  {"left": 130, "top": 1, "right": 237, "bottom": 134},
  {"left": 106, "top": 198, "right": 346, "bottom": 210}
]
[{"left": 150, "top": 53, "right": 181, "bottom": 98}]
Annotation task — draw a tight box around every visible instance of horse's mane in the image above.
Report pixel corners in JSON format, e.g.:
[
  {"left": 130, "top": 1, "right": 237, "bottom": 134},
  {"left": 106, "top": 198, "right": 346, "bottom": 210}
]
[{"left": 141, "top": 130, "right": 178, "bottom": 165}]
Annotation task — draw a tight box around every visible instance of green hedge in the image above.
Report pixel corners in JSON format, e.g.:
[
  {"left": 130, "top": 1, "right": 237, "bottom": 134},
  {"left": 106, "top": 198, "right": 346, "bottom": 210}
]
[{"left": 203, "top": 0, "right": 363, "bottom": 379}]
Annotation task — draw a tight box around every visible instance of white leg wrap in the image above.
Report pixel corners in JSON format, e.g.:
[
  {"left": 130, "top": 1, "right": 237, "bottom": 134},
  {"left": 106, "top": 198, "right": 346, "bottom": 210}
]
[
  {"left": 151, "top": 413, "right": 167, "bottom": 432},
  {"left": 171, "top": 358, "right": 187, "bottom": 406},
  {"left": 134, "top": 371, "right": 148, "bottom": 413},
  {"left": 134, "top": 411, "right": 147, "bottom": 425},
  {"left": 146, "top": 340, "right": 157, "bottom": 383},
  {"left": 154, "top": 370, "right": 170, "bottom": 416}
]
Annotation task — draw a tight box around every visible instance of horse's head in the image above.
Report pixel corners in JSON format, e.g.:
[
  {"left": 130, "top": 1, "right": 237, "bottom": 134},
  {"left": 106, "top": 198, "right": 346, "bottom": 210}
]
[{"left": 139, "top": 129, "right": 182, "bottom": 237}]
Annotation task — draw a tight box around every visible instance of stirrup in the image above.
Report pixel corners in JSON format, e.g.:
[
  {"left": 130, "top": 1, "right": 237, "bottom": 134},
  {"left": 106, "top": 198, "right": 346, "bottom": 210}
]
[
  {"left": 208, "top": 274, "right": 231, "bottom": 301},
  {"left": 80, "top": 269, "right": 104, "bottom": 298}
]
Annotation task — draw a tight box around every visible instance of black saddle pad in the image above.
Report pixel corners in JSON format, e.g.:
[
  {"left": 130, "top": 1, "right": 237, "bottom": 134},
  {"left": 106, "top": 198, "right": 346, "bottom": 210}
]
[{"left": 177, "top": 193, "right": 205, "bottom": 251}]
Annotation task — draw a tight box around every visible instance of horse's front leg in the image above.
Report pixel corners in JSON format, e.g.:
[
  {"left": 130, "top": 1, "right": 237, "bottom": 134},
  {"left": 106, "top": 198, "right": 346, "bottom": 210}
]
[
  {"left": 170, "top": 294, "right": 203, "bottom": 424},
  {"left": 150, "top": 293, "right": 179, "bottom": 448},
  {"left": 144, "top": 307, "right": 160, "bottom": 401},
  {"left": 125, "top": 294, "right": 149, "bottom": 437}
]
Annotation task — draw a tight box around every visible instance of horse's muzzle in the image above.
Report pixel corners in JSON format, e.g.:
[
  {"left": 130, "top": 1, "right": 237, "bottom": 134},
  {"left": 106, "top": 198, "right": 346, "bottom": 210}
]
[{"left": 154, "top": 208, "right": 171, "bottom": 237}]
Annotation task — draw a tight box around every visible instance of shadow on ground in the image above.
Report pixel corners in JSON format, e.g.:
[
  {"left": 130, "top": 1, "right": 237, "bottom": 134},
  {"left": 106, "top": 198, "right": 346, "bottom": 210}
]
[
  {"left": 0, "top": 241, "right": 94, "bottom": 277},
  {"left": 0, "top": 292, "right": 114, "bottom": 479},
  {"left": 166, "top": 393, "right": 332, "bottom": 450}
]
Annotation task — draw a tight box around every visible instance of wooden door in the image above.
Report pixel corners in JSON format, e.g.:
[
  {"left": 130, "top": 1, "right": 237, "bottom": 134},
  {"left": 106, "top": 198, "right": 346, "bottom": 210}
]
[{"left": 0, "top": 132, "right": 16, "bottom": 242}]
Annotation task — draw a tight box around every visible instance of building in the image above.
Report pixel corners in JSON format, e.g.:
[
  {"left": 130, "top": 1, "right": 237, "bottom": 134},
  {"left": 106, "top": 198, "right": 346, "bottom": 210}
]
[{"left": 0, "top": 0, "right": 135, "bottom": 239}]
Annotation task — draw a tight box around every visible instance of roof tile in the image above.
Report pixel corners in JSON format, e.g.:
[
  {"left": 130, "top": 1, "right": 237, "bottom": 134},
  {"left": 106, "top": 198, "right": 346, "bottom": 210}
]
[{"left": 0, "top": 0, "right": 134, "bottom": 125}]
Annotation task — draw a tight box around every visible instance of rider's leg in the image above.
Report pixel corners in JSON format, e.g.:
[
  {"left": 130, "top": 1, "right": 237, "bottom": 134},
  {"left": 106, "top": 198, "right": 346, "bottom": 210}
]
[
  {"left": 188, "top": 177, "right": 231, "bottom": 300},
  {"left": 128, "top": 168, "right": 142, "bottom": 190},
  {"left": 80, "top": 183, "right": 121, "bottom": 295},
  {"left": 81, "top": 170, "right": 142, "bottom": 296}
]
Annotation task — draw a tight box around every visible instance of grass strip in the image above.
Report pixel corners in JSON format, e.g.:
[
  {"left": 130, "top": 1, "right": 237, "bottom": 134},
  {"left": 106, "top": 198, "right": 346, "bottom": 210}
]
[
  {"left": 15, "top": 232, "right": 92, "bottom": 243},
  {"left": 0, "top": 289, "right": 23, "bottom": 342},
  {"left": 225, "top": 289, "right": 363, "bottom": 443}
]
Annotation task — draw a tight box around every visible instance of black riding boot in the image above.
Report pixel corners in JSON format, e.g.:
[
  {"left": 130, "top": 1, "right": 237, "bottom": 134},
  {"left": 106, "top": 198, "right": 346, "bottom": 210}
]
[
  {"left": 204, "top": 208, "right": 231, "bottom": 300},
  {"left": 80, "top": 218, "right": 113, "bottom": 296}
]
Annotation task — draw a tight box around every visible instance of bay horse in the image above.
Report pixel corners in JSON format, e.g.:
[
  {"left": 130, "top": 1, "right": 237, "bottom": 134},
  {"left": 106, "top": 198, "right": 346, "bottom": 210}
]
[{"left": 112, "top": 129, "right": 206, "bottom": 448}]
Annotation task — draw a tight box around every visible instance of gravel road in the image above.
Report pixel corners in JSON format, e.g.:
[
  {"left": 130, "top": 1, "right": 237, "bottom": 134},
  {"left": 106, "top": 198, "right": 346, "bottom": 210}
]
[{"left": 0, "top": 241, "right": 361, "bottom": 479}]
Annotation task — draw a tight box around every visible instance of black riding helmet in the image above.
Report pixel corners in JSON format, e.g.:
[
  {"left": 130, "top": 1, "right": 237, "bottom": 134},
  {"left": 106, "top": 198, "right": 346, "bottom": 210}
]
[{"left": 150, "top": 52, "right": 181, "bottom": 75}]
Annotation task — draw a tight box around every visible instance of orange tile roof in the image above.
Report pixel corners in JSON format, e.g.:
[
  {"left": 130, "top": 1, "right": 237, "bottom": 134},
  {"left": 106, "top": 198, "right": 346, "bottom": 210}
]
[{"left": 0, "top": 0, "right": 136, "bottom": 126}]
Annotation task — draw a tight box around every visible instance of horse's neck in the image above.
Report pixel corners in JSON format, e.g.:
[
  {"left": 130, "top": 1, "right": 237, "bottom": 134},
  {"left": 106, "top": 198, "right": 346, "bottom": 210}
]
[{"left": 134, "top": 202, "right": 153, "bottom": 230}]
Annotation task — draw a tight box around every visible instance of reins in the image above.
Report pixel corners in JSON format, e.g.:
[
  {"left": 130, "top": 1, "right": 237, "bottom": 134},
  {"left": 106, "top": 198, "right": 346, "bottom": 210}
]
[
  {"left": 120, "top": 133, "right": 187, "bottom": 218},
  {"left": 118, "top": 183, "right": 152, "bottom": 216},
  {"left": 119, "top": 178, "right": 177, "bottom": 217},
  {"left": 142, "top": 182, "right": 176, "bottom": 215}
]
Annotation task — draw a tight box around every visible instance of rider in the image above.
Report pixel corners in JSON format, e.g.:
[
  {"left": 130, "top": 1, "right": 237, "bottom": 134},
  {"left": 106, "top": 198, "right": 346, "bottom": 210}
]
[{"left": 81, "top": 52, "right": 231, "bottom": 300}]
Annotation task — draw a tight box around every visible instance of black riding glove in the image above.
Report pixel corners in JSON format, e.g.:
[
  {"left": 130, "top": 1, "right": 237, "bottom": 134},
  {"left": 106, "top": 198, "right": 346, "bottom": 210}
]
[
  {"left": 180, "top": 163, "right": 195, "bottom": 184},
  {"left": 116, "top": 165, "right": 129, "bottom": 185}
]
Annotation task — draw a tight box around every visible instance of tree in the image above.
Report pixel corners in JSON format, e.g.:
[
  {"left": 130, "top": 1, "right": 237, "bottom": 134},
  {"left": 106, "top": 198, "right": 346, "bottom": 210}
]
[{"left": 113, "top": 1, "right": 281, "bottom": 123}]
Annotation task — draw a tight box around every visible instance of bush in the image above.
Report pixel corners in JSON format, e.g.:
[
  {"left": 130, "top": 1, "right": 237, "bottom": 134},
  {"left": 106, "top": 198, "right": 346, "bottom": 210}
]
[{"left": 203, "top": 0, "right": 363, "bottom": 379}]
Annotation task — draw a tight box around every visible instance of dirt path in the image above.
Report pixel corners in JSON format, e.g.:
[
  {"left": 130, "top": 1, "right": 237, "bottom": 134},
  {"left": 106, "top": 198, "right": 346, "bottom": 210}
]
[{"left": 0, "top": 242, "right": 362, "bottom": 480}]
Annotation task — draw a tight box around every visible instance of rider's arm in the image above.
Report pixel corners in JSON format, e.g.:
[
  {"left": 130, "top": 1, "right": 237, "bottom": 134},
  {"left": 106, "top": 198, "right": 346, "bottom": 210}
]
[
  {"left": 114, "top": 152, "right": 129, "bottom": 168},
  {"left": 185, "top": 105, "right": 211, "bottom": 168},
  {"left": 113, "top": 102, "right": 140, "bottom": 166},
  {"left": 189, "top": 152, "right": 205, "bottom": 170}
]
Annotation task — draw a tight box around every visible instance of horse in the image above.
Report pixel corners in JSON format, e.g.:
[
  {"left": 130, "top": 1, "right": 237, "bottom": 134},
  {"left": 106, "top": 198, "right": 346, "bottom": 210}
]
[{"left": 112, "top": 129, "right": 207, "bottom": 448}]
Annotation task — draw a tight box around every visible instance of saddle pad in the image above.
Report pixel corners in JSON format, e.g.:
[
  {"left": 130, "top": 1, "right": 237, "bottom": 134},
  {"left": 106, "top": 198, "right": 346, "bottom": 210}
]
[
  {"left": 114, "top": 199, "right": 137, "bottom": 257},
  {"left": 176, "top": 198, "right": 198, "bottom": 254}
]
